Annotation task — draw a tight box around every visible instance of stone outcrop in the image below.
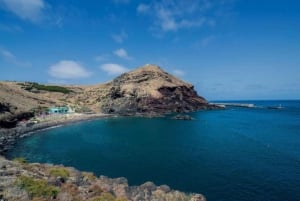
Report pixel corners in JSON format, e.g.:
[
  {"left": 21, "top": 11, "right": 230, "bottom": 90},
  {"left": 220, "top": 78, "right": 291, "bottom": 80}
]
[
  {"left": 0, "top": 156, "right": 205, "bottom": 201},
  {"left": 99, "top": 64, "right": 217, "bottom": 115}
]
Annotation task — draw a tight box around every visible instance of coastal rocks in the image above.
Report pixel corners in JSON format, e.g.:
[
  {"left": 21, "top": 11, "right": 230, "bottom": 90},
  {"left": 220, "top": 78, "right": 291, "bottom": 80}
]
[
  {"left": 0, "top": 111, "right": 34, "bottom": 128},
  {"left": 99, "top": 64, "right": 218, "bottom": 115},
  {"left": 0, "top": 156, "right": 206, "bottom": 201}
]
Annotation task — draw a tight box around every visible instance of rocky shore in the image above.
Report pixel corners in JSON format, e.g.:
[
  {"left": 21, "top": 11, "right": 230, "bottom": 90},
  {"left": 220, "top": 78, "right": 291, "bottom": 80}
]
[{"left": 0, "top": 156, "right": 205, "bottom": 201}]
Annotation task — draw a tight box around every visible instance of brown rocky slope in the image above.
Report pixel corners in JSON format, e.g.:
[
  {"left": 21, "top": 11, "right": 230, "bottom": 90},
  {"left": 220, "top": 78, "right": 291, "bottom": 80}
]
[{"left": 93, "top": 64, "right": 217, "bottom": 115}]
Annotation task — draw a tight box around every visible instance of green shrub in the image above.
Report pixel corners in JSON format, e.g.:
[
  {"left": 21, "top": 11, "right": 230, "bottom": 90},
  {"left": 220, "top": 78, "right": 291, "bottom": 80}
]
[
  {"left": 90, "top": 193, "right": 116, "bottom": 201},
  {"left": 115, "top": 197, "right": 128, "bottom": 201},
  {"left": 82, "top": 171, "right": 97, "bottom": 182},
  {"left": 13, "top": 157, "right": 27, "bottom": 164},
  {"left": 49, "top": 167, "right": 70, "bottom": 178},
  {"left": 22, "top": 82, "right": 72, "bottom": 94},
  {"left": 16, "top": 176, "right": 59, "bottom": 199}
]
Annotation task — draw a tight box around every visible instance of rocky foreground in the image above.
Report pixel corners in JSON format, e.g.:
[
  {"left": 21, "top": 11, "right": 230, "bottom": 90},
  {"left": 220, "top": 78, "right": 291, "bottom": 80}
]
[{"left": 0, "top": 156, "right": 205, "bottom": 201}]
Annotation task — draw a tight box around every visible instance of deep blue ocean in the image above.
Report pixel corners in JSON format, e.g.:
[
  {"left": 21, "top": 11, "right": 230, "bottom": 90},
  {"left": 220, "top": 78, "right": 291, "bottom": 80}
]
[{"left": 6, "top": 100, "right": 300, "bottom": 201}]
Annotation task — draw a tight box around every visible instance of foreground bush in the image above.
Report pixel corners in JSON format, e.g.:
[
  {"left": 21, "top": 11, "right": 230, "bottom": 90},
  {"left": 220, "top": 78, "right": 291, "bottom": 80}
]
[{"left": 16, "top": 176, "right": 59, "bottom": 199}]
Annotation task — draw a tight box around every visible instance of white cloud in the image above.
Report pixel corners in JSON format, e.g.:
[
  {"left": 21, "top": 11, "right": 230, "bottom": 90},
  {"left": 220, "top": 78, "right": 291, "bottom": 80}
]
[
  {"left": 137, "top": 0, "right": 228, "bottom": 32},
  {"left": 0, "top": 48, "right": 31, "bottom": 67},
  {"left": 137, "top": 3, "right": 150, "bottom": 13},
  {"left": 0, "top": 0, "right": 46, "bottom": 22},
  {"left": 100, "top": 63, "right": 129, "bottom": 75},
  {"left": 48, "top": 60, "right": 92, "bottom": 79},
  {"left": 173, "top": 69, "right": 185, "bottom": 77},
  {"left": 111, "top": 30, "right": 128, "bottom": 43},
  {"left": 113, "top": 48, "right": 132, "bottom": 60},
  {"left": 0, "top": 49, "right": 15, "bottom": 60}
]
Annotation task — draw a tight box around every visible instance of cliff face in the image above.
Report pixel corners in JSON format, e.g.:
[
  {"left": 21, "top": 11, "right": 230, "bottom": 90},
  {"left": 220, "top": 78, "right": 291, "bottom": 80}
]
[{"left": 98, "top": 64, "right": 213, "bottom": 115}]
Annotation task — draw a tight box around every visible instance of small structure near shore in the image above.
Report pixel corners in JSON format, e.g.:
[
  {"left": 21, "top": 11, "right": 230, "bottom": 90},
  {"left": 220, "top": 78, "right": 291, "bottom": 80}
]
[{"left": 48, "top": 106, "right": 69, "bottom": 114}]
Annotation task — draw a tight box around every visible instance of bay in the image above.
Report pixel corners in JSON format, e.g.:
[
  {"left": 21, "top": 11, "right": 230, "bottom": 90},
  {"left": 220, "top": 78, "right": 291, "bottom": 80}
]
[{"left": 6, "top": 100, "right": 300, "bottom": 201}]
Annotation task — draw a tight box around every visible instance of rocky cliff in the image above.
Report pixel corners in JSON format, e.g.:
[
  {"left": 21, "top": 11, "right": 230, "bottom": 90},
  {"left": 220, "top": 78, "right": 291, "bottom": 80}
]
[{"left": 97, "top": 64, "right": 215, "bottom": 115}]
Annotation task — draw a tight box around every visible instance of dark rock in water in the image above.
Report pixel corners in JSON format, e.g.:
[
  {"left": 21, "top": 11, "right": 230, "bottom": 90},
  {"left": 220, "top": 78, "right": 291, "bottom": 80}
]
[
  {"left": 171, "top": 114, "right": 194, "bottom": 120},
  {"left": 99, "top": 64, "right": 219, "bottom": 115}
]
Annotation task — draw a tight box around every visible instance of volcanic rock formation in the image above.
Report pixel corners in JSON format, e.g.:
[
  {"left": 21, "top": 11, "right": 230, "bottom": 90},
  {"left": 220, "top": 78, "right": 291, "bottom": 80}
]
[{"left": 98, "top": 64, "right": 215, "bottom": 115}]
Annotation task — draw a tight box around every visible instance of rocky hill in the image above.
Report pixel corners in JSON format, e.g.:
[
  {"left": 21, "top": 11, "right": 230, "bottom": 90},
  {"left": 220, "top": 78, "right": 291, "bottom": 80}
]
[{"left": 86, "top": 64, "right": 216, "bottom": 115}]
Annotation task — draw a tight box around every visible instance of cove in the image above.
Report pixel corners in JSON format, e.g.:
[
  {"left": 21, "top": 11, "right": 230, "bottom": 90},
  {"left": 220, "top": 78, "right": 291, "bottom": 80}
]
[{"left": 6, "top": 100, "right": 300, "bottom": 201}]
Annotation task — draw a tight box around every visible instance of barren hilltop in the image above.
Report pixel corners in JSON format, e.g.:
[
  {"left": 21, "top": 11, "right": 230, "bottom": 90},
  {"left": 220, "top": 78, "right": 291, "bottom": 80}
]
[{"left": 0, "top": 64, "right": 217, "bottom": 126}]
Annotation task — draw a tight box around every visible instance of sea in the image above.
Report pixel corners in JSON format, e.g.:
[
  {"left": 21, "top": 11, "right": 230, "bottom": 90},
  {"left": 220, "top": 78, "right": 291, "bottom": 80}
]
[{"left": 6, "top": 100, "right": 300, "bottom": 201}]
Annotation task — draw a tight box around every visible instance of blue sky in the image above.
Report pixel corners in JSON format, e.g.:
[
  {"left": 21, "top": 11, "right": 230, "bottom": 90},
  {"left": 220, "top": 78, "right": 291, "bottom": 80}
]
[{"left": 0, "top": 0, "right": 299, "bottom": 100}]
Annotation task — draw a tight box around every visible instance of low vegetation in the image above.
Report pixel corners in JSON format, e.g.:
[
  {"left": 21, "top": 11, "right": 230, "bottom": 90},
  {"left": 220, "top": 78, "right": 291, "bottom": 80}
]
[
  {"left": 82, "top": 171, "right": 97, "bottom": 182},
  {"left": 90, "top": 192, "right": 127, "bottom": 201},
  {"left": 16, "top": 176, "right": 59, "bottom": 199},
  {"left": 19, "top": 82, "right": 72, "bottom": 94},
  {"left": 49, "top": 167, "right": 70, "bottom": 178},
  {"left": 13, "top": 157, "right": 27, "bottom": 164}
]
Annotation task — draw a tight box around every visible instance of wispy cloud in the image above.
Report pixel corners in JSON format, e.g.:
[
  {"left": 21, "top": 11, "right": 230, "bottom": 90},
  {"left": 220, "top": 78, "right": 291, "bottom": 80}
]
[
  {"left": 95, "top": 54, "right": 110, "bottom": 62},
  {"left": 137, "top": 3, "right": 150, "bottom": 13},
  {"left": 48, "top": 60, "right": 92, "bottom": 79},
  {"left": 0, "top": 24, "right": 23, "bottom": 32},
  {"left": 137, "top": 0, "right": 231, "bottom": 33},
  {"left": 172, "top": 69, "right": 185, "bottom": 77},
  {"left": 0, "top": 0, "right": 46, "bottom": 23},
  {"left": 111, "top": 30, "right": 128, "bottom": 43},
  {"left": 200, "top": 35, "right": 216, "bottom": 47},
  {"left": 113, "top": 48, "right": 132, "bottom": 60},
  {"left": 100, "top": 63, "right": 129, "bottom": 75},
  {"left": 0, "top": 48, "right": 31, "bottom": 67}
]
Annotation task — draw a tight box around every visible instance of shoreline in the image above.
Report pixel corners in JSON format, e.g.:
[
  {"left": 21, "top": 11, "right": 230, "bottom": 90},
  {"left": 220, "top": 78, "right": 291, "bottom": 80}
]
[{"left": 0, "top": 113, "right": 115, "bottom": 154}]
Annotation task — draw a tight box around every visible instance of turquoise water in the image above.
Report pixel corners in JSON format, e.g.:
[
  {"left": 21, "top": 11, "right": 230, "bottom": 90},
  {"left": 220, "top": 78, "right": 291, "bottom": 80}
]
[{"left": 6, "top": 100, "right": 300, "bottom": 201}]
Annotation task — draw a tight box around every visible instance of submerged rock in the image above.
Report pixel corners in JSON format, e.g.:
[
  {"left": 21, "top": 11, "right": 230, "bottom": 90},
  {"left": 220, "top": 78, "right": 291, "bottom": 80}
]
[{"left": 171, "top": 114, "right": 194, "bottom": 120}]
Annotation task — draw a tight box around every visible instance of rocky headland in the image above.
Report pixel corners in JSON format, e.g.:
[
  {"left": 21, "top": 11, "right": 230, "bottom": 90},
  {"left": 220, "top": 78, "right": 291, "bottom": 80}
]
[{"left": 97, "top": 64, "right": 217, "bottom": 115}]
